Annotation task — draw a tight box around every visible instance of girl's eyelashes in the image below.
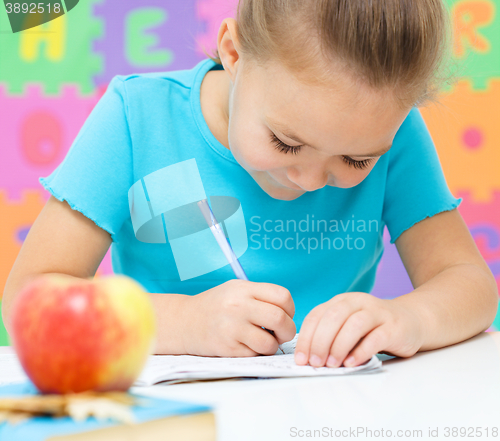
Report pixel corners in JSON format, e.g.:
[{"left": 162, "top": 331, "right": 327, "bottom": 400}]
[
  {"left": 270, "top": 132, "right": 373, "bottom": 170},
  {"left": 342, "top": 156, "right": 373, "bottom": 170},
  {"left": 270, "top": 133, "right": 302, "bottom": 155}
]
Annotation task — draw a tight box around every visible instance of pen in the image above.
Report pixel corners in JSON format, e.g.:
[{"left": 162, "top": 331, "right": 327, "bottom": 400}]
[{"left": 197, "top": 199, "right": 285, "bottom": 355}]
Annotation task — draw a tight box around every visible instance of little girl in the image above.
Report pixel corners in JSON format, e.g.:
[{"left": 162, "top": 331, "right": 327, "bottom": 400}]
[{"left": 3, "top": 0, "right": 498, "bottom": 369}]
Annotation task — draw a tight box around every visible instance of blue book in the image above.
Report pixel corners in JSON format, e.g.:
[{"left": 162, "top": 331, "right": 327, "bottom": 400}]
[{"left": 0, "top": 382, "right": 215, "bottom": 441}]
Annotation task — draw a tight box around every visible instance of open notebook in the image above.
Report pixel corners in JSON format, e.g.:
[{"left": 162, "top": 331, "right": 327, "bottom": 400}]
[
  {"left": 134, "top": 334, "right": 382, "bottom": 386},
  {"left": 0, "top": 334, "right": 382, "bottom": 387}
]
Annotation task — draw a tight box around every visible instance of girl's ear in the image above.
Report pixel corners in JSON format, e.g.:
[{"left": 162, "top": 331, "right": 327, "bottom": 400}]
[{"left": 217, "top": 18, "right": 241, "bottom": 82}]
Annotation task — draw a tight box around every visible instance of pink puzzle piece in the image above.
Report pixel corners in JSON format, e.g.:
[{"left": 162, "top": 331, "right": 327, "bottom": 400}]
[
  {"left": 0, "top": 84, "right": 101, "bottom": 200},
  {"left": 457, "top": 191, "right": 500, "bottom": 278},
  {"left": 196, "top": 0, "right": 238, "bottom": 55}
]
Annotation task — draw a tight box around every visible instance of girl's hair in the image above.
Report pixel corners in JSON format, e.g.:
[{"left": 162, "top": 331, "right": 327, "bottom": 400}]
[{"left": 209, "top": 0, "right": 457, "bottom": 108}]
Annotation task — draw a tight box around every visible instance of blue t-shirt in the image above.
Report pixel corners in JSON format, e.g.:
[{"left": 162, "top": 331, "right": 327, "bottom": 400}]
[{"left": 39, "top": 58, "right": 461, "bottom": 329}]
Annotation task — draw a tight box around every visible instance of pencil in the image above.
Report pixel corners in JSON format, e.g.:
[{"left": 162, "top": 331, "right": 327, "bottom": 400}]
[{"left": 197, "top": 199, "right": 285, "bottom": 355}]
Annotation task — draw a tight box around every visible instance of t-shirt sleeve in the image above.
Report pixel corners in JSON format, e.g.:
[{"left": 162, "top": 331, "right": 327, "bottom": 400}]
[
  {"left": 382, "top": 107, "right": 462, "bottom": 244},
  {"left": 39, "top": 76, "right": 133, "bottom": 242}
]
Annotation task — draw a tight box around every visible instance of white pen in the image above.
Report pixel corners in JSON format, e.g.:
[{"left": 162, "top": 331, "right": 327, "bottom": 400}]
[{"left": 197, "top": 199, "right": 285, "bottom": 355}]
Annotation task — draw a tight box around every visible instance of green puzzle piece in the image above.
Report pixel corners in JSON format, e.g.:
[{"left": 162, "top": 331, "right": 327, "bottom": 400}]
[
  {"left": 0, "top": 0, "right": 102, "bottom": 95},
  {"left": 0, "top": 301, "right": 9, "bottom": 346},
  {"left": 443, "top": 0, "right": 500, "bottom": 91}
]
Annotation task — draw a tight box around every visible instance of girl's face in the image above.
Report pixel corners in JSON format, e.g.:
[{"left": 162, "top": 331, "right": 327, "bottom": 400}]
[{"left": 217, "top": 21, "right": 412, "bottom": 201}]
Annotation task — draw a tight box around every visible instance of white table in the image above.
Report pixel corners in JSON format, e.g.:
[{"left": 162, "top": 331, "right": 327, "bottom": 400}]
[{"left": 2, "top": 332, "right": 500, "bottom": 440}]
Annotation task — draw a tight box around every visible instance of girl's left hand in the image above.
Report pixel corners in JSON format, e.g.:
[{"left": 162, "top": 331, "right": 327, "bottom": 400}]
[{"left": 294, "top": 292, "right": 426, "bottom": 368}]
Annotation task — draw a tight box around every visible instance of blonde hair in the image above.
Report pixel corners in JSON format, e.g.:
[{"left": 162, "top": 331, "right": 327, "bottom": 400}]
[{"left": 210, "top": 0, "right": 457, "bottom": 108}]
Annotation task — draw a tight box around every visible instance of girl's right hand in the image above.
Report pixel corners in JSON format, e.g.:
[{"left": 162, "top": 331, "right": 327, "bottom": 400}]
[{"left": 181, "top": 279, "right": 296, "bottom": 357}]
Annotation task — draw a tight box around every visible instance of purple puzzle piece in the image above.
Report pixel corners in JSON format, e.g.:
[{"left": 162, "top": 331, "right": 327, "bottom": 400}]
[
  {"left": 371, "top": 227, "right": 414, "bottom": 299},
  {"left": 93, "top": 0, "right": 206, "bottom": 87}
]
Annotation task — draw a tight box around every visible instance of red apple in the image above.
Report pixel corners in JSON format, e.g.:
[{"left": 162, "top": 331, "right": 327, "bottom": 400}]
[{"left": 10, "top": 274, "right": 157, "bottom": 394}]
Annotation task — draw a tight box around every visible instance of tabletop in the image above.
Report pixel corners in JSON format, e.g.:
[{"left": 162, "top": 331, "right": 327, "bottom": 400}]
[{"left": 2, "top": 332, "right": 499, "bottom": 441}]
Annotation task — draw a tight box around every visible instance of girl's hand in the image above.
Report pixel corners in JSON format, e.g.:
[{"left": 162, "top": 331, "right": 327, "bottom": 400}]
[
  {"left": 294, "top": 292, "right": 426, "bottom": 368},
  {"left": 182, "top": 279, "right": 296, "bottom": 357}
]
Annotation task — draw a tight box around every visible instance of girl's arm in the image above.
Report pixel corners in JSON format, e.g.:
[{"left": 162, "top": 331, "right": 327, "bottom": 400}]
[
  {"left": 294, "top": 208, "right": 498, "bottom": 368},
  {"left": 2, "top": 195, "right": 112, "bottom": 333},
  {"left": 392, "top": 207, "right": 498, "bottom": 351},
  {"left": 1, "top": 196, "right": 188, "bottom": 354}
]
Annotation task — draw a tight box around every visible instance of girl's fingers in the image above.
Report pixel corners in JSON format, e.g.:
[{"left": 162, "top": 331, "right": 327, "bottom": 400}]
[
  {"left": 341, "top": 325, "right": 390, "bottom": 367},
  {"left": 238, "top": 324, "right": 278, "bottom": 356},
  {"left": 245, "top": 281, "right": 295, "bottom": 320},
  {"left": 295, "top": 293, "right": 378, "bottom": 366},
  {"left": 307, "top": 305, "right": 367, "bottom": 367},
  {"left": 294, "top": 305, "right": 325, "bottom": 365},
  {"left": 327, "top": 310, "right": 382, "bottom": 367},
  {"left": 246, "top": 300, "right": 296, "bottom": 347}
]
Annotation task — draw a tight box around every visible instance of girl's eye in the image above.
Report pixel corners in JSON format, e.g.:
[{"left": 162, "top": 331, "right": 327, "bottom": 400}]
[
  {"left": 270, "top": 133, "right": 302, "bottom": 155},
  {"left": 270, "top": 132, "right": 373, "bottom": 170},
  {"left": 342, "top": 156, "right": 373, "bottom": 170}
]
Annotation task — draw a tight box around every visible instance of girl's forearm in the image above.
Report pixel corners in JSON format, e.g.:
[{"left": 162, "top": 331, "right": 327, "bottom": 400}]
[
  {"left": 392, "top": 263, "right": 499, "bottom": 352},
  {"left": 148, "top": 293, "right": 192, "bottom": 355}
]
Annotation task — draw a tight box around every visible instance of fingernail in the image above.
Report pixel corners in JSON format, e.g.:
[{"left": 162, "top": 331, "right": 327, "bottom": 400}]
[
  {"left": 326, "top": 355, "right": 337, "bottom": 367},
  {"left": 309, "top": 355, "right": 322, "bottom": 366},
  {"left": 344, "top": 356, "right": 355, "bottom": 366},
  {"left": 295, "top": 352, "right": 307, "bottom": 364}
]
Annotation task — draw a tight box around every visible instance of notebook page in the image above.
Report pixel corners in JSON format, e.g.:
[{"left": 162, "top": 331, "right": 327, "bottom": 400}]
[{"left": 134, "top": 334, "right": 382, "bottom": 386}]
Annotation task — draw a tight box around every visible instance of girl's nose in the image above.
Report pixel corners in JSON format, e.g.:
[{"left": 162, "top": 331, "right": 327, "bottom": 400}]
[{"left": 286, "top": 167, "right": 329, "bottom": 192}]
